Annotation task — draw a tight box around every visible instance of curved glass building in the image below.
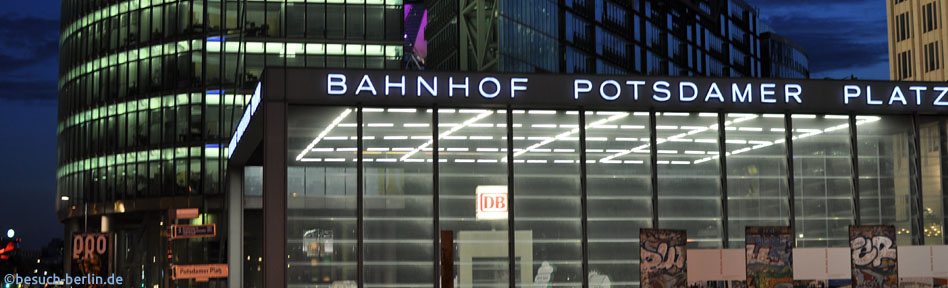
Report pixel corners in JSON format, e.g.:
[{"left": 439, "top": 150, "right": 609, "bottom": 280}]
[
  {"left": 760, "top": 32, "right": 809, "bottom": 79},
  {"left": 57, "top": 1, "right": 405, "bottom": 287}
]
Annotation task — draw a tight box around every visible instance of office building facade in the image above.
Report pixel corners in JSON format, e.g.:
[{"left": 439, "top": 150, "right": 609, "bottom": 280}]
[
  {"left": 57, "top": 0, "right": 406, "bottom": 287},
  {"left": 56, "top": 0, "right": 815, "bottom": 287},
  {"left": 887, "top": 0, "right": 946, "bottom": 81},
  {"left": 760, "top": 32, "right": 809, "bottom": 79},
  {"left": 426, "top": 0, "right": 765, "bottom": 77}
]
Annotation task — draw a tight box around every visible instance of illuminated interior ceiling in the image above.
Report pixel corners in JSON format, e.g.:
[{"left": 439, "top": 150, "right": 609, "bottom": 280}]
[{"left": 293, "top": 109, "right": 881, "bottom": 165}]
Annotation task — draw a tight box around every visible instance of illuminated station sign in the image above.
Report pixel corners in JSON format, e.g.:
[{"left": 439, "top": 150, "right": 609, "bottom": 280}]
[
  {"left": 227, "top": 69, "right": 948, "bottom": 160},
  {"left": 316, "top": 71, "right": 948, "bottom": 110}
]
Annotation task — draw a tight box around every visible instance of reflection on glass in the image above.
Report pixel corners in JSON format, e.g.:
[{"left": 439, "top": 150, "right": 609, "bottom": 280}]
[
  {"left": 437, "top": 109, "right": 510, "bottom": 288},
  {"left": 362, "top": 108, "right": 434, "bottom": 287},
  {"left": 791, "top": 114, "right": 853, "bottom": 247},
  {"left": 916, "top": 116, "right": 946, "bottom": 245},
  {"left": 656, "top": 112, "right": 723, "bottom": 248},
  {"left": 725, "top": 113, "right": 789, "bottom": 247},
  {"left": 287, "top": 106, "right": 358, "bottom": 286},
  {"left": 586, "top": 111, "right": 651, "bottom": 286},
  {"left": 857, "top": 115, "right": 918, "bottom": 245},
  {"left": 512, "top": 110, "right": 583, "bottom": 287}
]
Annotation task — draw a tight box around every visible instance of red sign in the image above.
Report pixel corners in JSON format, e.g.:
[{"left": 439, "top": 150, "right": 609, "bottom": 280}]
[
  {"left": 174, "top": 208, "right": 200, "bottom": 220},
  {"left": 172, "top": 264, "right": 229, "bottom": 281},
  {"left": 476, "top": 185, "right": 508, "bottom": 220}
]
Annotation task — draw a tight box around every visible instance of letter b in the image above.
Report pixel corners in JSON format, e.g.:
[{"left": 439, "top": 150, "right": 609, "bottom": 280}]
[
  {"left": 494, "top": 196, "right": 507, "bottom": 210},
  {"left": 327, "top": 74, "right": 348, "bottom": 95}
]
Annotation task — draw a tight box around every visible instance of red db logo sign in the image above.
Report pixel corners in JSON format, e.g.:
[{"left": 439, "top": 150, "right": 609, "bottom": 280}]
[{"left": 476, "top": 185, "right": 508, "bottom": 220}]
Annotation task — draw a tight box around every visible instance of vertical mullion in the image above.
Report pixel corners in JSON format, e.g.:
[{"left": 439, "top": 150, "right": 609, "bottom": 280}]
[
  {"left": 356, "top": 105, "right": 364, "bottom": 288},
  {"left": 939, "top": 120, "right": 948, "bottom": 245},
  {"left": 324, "top": 2, "right": 328, "bottom": 39},
  {"left": 201, "top": 0, "right": 209, "bottom": 203},
  {"left": 912, "top": 113, "right": 926, "bottom": 245},
  {"left": 433, "top": 106, "right": 441, "bottom": 288},
  {"left": 849, "top": 114, "right": 861, "bottom": 226},
  {"left": 507, "top": 106, "right": 516, "bottom": 288},
  {"left": 717, "top": 112, "right": 729, "bottom": 248},
  {"left": 579, "top": 109, "right": 589, "bottom": 288},
  {"left": 785, "top": 113, "right": 796, "bottom": 240},
  {"left": 649, "top": 110, "right": 659, "bottom": 228}
]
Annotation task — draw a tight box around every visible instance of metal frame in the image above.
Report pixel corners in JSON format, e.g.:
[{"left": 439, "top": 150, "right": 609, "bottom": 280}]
[
  {"left": 717, "top": 112, "right": 730, "bottom": 248},
  {"left": 849, "top": 114, "right": 862, "bottom": 226},
  {"left": 912, "top": 113, "right": 926, "bottom": 245},
  {"left": 649, "top": 111, "right": 660, "bottom": 229},
  {"left": 940, "top": 120, "right": 948, "bottom": 245},
  {"left": 356, "top": 105, "right": 365, "bottom": 288},
  {"left": 458, "top": 0, "right": 499, "bottom": 71},
  {"left": 579, "top": 109, "right": 590, "bottom": 288},
  {"left": 785, "top": 113, "right": 797, "bottom": 239},
  {"left": 506, "top": 106, "right": 516, "bottom": 288},
  {"left": 432, "top": 106, "right": 441, "bottom": 288}
]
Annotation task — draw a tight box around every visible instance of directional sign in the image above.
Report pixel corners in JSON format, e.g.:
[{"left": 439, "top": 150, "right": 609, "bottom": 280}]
[
  {"left": 171, "top": 224, "right": 217, "bottom": 239},
  {"left": 172, "top": 264, "right": 228, "bottom": 281}
]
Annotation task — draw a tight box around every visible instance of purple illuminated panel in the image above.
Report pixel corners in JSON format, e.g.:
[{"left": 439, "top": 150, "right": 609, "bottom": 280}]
[{"left": 404, "top": 3, "right": 427, "bottom": 68}]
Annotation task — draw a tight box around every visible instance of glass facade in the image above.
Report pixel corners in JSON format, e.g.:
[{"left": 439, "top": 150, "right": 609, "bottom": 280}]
[
  {"left": 428, "top": 0, "right": 763, "bottom": 77},
  {"left": 281, "top": 107, "right": 948, "bottom": 287},
  {"left": 760, "top": 32, "right": 810, "bottom": 79},
  {"left": 790, "top": 115, "right": 855, "bottom": 247},
  {"left": 57, "top": 1, "right": 405, "bottom": 287}
]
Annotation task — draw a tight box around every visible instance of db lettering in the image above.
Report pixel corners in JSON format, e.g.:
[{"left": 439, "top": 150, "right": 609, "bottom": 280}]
[
  {"left": 479, "top": 193, "right": 507, "bottom": 212},
  {"left": 73, "top": 234, "right": 108, "bottom": 259}
]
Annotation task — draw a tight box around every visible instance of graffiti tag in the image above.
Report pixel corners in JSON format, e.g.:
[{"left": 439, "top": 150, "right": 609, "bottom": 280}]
[
  {"left": 641, "top": 242, "right": 685, "bottom": 270},
  {"left": 850, "top": 236, "right": 896, "bottom": 267}
]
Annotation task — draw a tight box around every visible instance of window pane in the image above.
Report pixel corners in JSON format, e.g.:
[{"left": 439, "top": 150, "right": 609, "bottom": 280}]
[
  {"left": 438, "top": 109, "right": 509, "bottom": 288},
  {"left": 857, "top": 115, "right": 918, "bottom": 245},
  {"left": 363, "top": 108, "right": 434, "bottom": 287},
  {"left": 513, "top": 109, "right": 583, "bottom": 286},
  {"left": 918, "top": 116, "right": 947, "bottom": 245},
  {"left": 306, "top": 4, "right": 326, "bottom": 38},
  {"left": 266, "top": 2, "right": 282, "bottom": 37},
  {"left": 792, "top": 114, "right": 854, "bottom": 247},
  {"left": 366, "top": 6, "right": 384, "bottom": 40},
  {"left": 327, "top": 5, "right": 344, "bottom": 39},
  {"left": 287, "top": 3, "right": 305, "bottom": 38},
  {"left": 287, "top": 106, "right": 358, "bottom": 286},
  {"left": 725, "top": 113, "right": 790, "bottom": 247},
  {"left": 656, "top": 112, "right": 723, "bottom": 248},
  {"left": 246, "top": 3, "right": 265, "bottom": 37},
  {"left": 586, "top": 110, "right": 651, "bottom": 286},
  {"left": 347, "top": 5, "right": 365, "bottom": 39}
]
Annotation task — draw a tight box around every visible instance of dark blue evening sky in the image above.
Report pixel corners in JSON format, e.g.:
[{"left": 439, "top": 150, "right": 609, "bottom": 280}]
[
  {"left": 755, "top": 0, "right": 890, "bottom": 80},
  {"left": 0, "top": 0, "right": 63, "bottom": 249},
  {"left": 0, "top": 0, "right": 889, "bottom": 249}
]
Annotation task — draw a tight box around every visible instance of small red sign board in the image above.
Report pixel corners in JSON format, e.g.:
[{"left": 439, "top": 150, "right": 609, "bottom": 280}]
[{"left": 174, "top": 208, "right": 200, "bottom": 220}]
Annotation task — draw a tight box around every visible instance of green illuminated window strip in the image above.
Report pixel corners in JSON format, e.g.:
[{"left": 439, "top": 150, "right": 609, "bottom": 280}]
[
  {"left": 57, "top": 145, "right": 228, "bottom": 179},
  {"left": 58, "top": 93, "right": 252, "bottom": 133},
  {"left": 61, "top": 0, "right": 404, "bottom": 44},
  {"left": 60, "top": 41, "right": 402, "bottom": 87},
  {"left": 205, "top": 41, "right": 400, "bottom": 57},
  {"left": 60, "top": 40, "right": 201, "bottom": 88}
]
